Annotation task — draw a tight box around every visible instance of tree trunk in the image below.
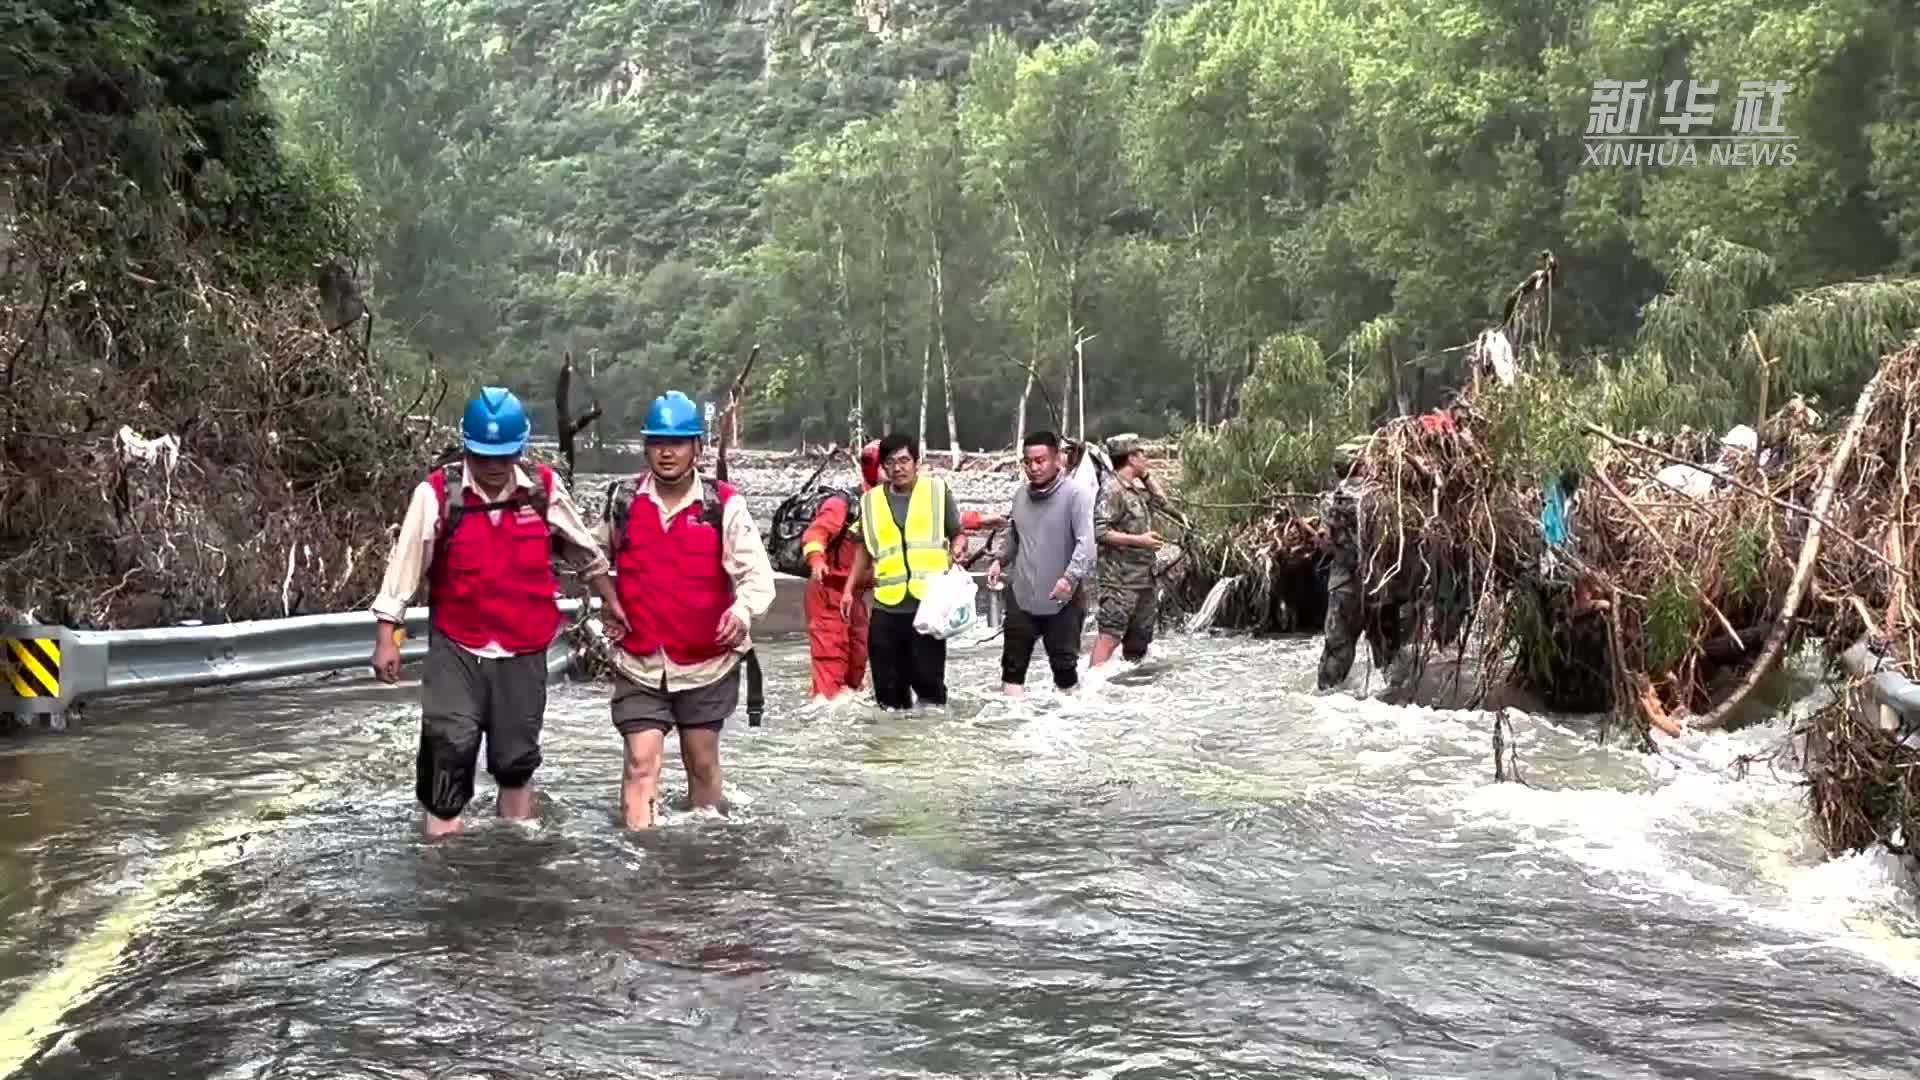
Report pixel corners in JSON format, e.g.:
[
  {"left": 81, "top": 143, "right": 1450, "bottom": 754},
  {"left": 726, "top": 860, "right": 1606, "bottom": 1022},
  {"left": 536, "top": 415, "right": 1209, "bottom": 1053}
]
[
  {"left": 1060, "top": 267, "right": 1079, "bottom": 438},
  {"left": 942, "top": 354, "right": 960, "bottom": 466},
  {"left": 878, "top": 293, "right": 890, "bottom": 433},
  {"left": 1058, "top": 332, "right": 1073, "bottom": 438},
  {"left": 1015, "top": 326, "right": 1035, "bottom": 450},
  {"left": 1075, "top": 332, "right": 1087, "bottom": 442},
  {"left": 1387, "top": 344, "right": 1409, "bottom": 418},
  {"left": 935, "top": 257, "right": 960, "bottom": 467},
  {"left": 917, "top": 339, "right": 930, "bottom": 452},
  {"left": 838, "top": 238, "right": 859, "bottom": 446}
]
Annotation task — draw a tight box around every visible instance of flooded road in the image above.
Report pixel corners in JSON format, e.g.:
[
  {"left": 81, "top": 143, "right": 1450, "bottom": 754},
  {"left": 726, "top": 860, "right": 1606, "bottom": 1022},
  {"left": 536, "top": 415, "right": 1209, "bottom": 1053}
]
[{"left": 3, "top": 631, "right": 1920, "bottom": 1077}]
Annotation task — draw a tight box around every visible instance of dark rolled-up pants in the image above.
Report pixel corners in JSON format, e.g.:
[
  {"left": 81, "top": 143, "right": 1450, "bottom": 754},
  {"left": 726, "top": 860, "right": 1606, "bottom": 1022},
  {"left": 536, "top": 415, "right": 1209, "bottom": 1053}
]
[
  {"left": 416, "top": 631, "right": 549, "bottom": 820},
  {"left": 1003, "top": 597, "right": 1086, "bottom": 689}
]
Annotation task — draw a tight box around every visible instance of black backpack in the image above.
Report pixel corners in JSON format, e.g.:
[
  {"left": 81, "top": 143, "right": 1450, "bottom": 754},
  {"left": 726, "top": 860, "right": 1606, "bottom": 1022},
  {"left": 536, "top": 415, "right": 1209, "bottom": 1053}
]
[{"left": 767, "top": 486, "right": 859, "bottom": 578}]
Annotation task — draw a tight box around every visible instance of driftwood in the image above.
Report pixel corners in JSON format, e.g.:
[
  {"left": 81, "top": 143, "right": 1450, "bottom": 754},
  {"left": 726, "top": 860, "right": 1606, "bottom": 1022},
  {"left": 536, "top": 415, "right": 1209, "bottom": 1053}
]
[
  {"left": 1591, "top": 466, "right": 1744, "bottom": 651},
  {"left": 714, "top": 344, "right": 761, "bottom": 476},
  {"left": 554, "top": 352, "right": 602, "bottom": 488},
  {"left": 1692, "top": 361, "right": 1889, "bottom": 731}
]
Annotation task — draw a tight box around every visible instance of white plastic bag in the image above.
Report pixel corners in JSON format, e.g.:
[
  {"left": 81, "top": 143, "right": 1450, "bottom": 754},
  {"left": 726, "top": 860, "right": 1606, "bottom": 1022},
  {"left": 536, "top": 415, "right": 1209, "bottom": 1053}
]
[
  {"left": 913, "top": 569, "right": 979, "bottom": 640},
  {"left": 1654, "top": 462, "right": 1717, "bottom": 498}
]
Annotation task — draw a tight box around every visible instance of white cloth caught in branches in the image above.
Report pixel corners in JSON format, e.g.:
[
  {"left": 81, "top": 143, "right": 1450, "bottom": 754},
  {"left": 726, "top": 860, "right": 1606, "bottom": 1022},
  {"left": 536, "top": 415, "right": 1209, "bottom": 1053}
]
[
  {"left": 116, "top": 425, "right": 179, "bottom": 474},
  {"left": 116, "top": 424, "right": 181, "bottom": 507},
  {"left": 1476, "top": 328, "right": 1516, "bottom": 386}
]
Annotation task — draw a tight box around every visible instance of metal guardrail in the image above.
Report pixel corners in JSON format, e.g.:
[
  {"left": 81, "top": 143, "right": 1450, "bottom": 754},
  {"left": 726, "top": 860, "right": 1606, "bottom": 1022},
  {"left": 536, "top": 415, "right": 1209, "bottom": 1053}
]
[
  {"left": 1, "top": 600, "right": 588, "bottom": 722},
  {"left": 3, "top": 572, "right": 1000, "bottom": 725},
  {"left": 1839, "top": 636, "right": 1920, "bottom": 738}
]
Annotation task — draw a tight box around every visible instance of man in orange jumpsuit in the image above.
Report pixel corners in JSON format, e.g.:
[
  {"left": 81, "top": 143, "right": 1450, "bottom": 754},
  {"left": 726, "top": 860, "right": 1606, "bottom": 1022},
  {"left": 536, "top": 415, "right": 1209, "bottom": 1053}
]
[{"left": 804, "top": 440, "right": 1003, "bottom": 703}]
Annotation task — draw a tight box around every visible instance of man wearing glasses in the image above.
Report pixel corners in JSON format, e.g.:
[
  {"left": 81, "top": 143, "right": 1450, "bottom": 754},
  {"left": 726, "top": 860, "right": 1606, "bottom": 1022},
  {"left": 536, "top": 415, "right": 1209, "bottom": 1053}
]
[{"left": 841, "top": 434, "right": 971, "bottom": 710}]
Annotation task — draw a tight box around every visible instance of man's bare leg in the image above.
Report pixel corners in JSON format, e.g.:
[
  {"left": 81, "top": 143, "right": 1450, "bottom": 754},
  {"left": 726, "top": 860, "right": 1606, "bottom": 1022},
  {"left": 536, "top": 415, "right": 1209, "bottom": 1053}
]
[
  {"left": 423, "top": 811, "right": 463, "bottom": 837},
  {"left": 679, "top": 727, "right": 725, "bottom": 812},
  {"left": 498, "top": 784, "right": 536, "bottom": 820},
  {"left": 1089, "top": 634, "right": 1122, "bottom": 668},
  {"left": 1002, "top": 681, "right": 1026, "bottom": 698},
  {"left": 621, "top": 730, "right": 666, "bottom": 830}
]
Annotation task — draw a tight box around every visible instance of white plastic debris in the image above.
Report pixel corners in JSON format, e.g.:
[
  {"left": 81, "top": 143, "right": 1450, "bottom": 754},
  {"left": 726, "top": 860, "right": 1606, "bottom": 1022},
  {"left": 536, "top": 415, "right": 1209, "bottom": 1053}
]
[
  {"left": 1070, "top": 443, "right": 1104, "bottom": 491},
  {"left": 1655, "top": 462, "right": 1718, "bottom": 498},
  {"left": 1721, "top": 424, "right": 1758, "bottom": 453},
  {"left": 1478, "top": 328, "right": 1517, "bottom": 387},
  {"left": 115, "top": 425, "right": 180, "bottom": 474}
]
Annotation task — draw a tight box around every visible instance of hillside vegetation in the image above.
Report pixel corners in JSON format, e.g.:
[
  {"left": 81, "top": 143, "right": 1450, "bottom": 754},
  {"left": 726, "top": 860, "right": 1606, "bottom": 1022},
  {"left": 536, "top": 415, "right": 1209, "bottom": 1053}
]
[
  {"left": 262, "top": 0, "right": 1920, "bottom": 459},
  {"left": 1, "top": 0, "right": 425, "bottom": 626}
]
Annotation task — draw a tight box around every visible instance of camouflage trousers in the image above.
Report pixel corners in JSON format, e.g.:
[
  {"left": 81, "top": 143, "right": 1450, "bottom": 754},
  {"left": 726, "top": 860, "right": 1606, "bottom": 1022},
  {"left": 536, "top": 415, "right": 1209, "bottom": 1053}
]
[{"left": 1317, "top": 563, "right": 1409, "bottom": 691}]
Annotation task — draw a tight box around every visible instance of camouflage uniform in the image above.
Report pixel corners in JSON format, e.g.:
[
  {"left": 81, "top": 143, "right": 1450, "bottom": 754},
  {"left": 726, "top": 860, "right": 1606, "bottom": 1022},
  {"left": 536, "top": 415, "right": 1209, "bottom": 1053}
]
[
  {"left": 1317, "top": 485, "right": 1363, "bottom": 690},
  {"left": 1317, "top": 481, "right": 1409, "bottom": 691},
  {"left": 1095, "top": 434, "right": 1160, "bottom": 660}
]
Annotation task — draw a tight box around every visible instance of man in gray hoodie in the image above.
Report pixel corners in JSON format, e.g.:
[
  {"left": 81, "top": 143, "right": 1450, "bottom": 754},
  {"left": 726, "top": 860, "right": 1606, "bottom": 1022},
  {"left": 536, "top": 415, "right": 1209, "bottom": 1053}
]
[{"left": 985, "top": 430, "right": 1097, "bottom": 697}]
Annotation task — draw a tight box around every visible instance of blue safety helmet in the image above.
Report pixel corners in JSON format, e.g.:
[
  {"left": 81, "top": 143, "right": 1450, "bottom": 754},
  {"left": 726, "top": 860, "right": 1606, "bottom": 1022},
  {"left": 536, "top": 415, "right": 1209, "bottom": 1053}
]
[
  {"left": 462, "top": 386, "right": 529, "bottom": 456},
  {"left": 641, "top": 390, "right": 703, "bottom": 439}
]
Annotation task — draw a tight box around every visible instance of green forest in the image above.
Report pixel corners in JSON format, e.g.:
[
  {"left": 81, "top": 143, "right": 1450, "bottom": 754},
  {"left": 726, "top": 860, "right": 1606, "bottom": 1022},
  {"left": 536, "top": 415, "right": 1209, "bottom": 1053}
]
[{"left": 256, "top": 0, "right": 1920, "bottom": 468}]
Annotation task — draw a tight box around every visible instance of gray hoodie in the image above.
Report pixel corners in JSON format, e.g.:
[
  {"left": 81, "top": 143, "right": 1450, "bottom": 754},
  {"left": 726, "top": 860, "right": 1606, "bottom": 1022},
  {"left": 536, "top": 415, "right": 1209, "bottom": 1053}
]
[{"left": 992, "top": 470, "right": 1097, "bottom": 616}]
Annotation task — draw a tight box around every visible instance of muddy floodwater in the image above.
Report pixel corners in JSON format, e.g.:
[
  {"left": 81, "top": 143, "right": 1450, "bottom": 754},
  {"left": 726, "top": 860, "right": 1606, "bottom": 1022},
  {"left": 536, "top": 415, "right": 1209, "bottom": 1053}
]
[{"left": 1, "top": 632, "right": 1919, "bottom": 1078}]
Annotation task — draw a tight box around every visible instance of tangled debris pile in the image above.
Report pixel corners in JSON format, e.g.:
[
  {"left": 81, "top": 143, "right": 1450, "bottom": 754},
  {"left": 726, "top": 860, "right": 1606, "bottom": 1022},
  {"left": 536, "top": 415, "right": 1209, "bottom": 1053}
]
[
  {"left": 1793, "top": 345, "right": 1920, "bottom": 858},
  {"left": 1163, "top": 510, "right": 1325, "bottom": 633},
  {"left": 0, "top": 0, "right": 457, "bottom": 629},
  {"left": 0, "top": 276, "right": 443, "bottom": 627},
  {"left": 1176, "top": 330, "right": 1920, "bottom": 859}
]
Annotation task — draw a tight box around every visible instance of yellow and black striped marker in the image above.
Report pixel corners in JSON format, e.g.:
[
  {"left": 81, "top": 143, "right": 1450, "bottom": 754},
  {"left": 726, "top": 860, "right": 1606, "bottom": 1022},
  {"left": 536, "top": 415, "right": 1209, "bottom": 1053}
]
[{"left": 4, "top": 636, "right": 60, "bottom": 701}]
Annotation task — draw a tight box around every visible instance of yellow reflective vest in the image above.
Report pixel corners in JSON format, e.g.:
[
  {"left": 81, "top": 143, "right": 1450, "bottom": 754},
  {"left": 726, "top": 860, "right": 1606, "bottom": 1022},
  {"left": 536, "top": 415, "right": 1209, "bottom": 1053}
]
[{"left": 860, "top": 477, "right": 949, "bottom": 606}]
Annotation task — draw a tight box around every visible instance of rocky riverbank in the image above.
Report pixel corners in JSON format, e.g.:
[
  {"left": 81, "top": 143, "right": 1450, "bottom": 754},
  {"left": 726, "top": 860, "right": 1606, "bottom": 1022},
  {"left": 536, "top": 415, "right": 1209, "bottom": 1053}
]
[{"left": 570, "top": 441, "right": 1181, "bottom": 533}]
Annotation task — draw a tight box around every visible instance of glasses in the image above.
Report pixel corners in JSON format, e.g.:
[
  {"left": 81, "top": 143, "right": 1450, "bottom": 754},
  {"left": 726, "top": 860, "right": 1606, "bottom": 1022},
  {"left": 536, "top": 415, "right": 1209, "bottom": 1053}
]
[{"left": 884, "top": 456, "right": 914, "bottom": 467}]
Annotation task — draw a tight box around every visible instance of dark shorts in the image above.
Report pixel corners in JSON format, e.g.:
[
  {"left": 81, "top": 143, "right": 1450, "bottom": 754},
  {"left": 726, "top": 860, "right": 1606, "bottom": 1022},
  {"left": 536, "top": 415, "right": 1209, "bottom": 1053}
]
[
  {"left": 417, "top": 633, "right": 549, "bottom": 820},
  {"left": 1097, "top": 581, "right": 1157, "bottom": 659},
  {"left": 1002, "top": 598, "right": 1086, "bottom": 689},
  {"left": 611, "top": 662, "right": 741, "bottom": 736}
]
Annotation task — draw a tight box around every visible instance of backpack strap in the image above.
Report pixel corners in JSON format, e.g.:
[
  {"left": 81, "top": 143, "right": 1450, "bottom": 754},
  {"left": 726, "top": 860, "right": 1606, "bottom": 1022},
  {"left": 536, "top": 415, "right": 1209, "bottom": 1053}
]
[
  {"left": 443, "top": 462, "right": 549, "bottom": 533},
  {"left": 440, "top": 462, "right": 466, "bottom": 534},
  {"left": 605, "top": 477, "right": 635, "bottom": 563},
  {"left": 699, "top": 478, "right": 736, "bottom": 533},
  {"left": 529, "top": 463, "right": 554, "bottom": 523},
  {"left": 426, "top": 463, "right": 464, "bottom": 585},
  {"left": 604, "top": 475, "right": 732, "bottom": 563},
  {"left": 434, "top": 463, "right": 559, "bottom": 578},
  {"left": 701, "top": 477, "right": 762, "bottom": 727},
  {"left": 823, "top": 490, "right": 859, "bottom": 556}
]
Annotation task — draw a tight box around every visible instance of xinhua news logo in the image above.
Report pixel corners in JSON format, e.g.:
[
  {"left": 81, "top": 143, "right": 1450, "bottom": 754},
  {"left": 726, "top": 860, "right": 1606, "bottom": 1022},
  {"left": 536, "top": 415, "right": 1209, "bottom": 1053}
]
[{"left": 1584, "top": 80, "right": 1796, "bottom": 169}]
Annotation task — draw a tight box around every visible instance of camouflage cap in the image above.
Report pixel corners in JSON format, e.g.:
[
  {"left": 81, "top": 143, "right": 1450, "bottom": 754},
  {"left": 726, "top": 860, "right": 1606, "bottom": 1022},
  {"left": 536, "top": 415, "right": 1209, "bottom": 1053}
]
[{"left": 1104, "top": 433, "right": 1143, "bottom": 458}]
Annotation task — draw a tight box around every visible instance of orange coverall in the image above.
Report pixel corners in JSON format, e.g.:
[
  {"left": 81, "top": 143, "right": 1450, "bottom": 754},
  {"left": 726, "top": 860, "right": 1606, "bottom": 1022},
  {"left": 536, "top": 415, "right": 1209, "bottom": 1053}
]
[
  {"left": 804, "top": 493, "right": 869, "bottom": 699},
  {"left": 804, "top": 499, "right": 992, "bottom": 699}
]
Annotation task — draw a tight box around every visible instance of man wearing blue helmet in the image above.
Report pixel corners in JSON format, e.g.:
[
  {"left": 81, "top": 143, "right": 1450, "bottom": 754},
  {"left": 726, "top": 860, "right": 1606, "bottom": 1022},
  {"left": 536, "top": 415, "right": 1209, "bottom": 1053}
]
[
  {"left": 598, "top": 389, "right": 775, "bottom": 829},
  {"left": 370, "top": 386, "right": 628, "bottom": 837}
]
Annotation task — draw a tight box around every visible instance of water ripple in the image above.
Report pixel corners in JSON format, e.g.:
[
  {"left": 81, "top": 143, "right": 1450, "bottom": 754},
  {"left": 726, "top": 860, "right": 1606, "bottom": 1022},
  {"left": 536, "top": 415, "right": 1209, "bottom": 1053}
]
[{"left": 3, "top": 638, "right": 1920, "bottom": 1077}]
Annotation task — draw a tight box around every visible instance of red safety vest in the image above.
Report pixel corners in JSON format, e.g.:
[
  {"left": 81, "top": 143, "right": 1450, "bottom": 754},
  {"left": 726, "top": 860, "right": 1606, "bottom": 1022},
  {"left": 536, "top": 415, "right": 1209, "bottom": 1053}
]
[
  {"left": 614, "top": 480, "right": 739, "bottom": 666},
  {"left": 425, "top": 464, "right": 563, "bottom": 654}
]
